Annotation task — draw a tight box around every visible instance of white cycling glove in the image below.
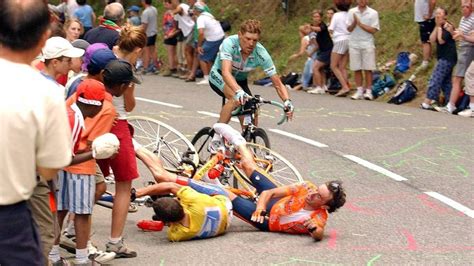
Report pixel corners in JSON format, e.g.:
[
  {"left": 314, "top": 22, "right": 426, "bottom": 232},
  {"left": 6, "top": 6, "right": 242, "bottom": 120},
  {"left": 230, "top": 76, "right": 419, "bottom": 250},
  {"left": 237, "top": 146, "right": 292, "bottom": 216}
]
[
  {"left": 233, "top": 89, "right": 249, "bottom": 105},
  {"left": 283, "top": 99, "right": 294, "bottom": 113},
  {"left": 92, "top": 133, "right": 120, "bottom": 159}
]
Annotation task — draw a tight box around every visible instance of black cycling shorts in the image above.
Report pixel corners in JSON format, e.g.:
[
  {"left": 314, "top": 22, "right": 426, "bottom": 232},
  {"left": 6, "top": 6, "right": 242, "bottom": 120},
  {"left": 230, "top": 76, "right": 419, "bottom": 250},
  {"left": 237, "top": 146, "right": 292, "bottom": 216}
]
[{"left": 209, "top": 78, "right": 252, "bottom": 99}]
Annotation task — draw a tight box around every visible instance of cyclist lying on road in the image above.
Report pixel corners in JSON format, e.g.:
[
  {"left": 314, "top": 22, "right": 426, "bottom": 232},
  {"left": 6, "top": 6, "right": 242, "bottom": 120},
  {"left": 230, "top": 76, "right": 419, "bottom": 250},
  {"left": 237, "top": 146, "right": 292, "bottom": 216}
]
[
  {"left": 208, "top": 19, "right": 294, "bottom": 127},
  {"left": 133, "top": 123, "right": 346, "bottom": 240}
]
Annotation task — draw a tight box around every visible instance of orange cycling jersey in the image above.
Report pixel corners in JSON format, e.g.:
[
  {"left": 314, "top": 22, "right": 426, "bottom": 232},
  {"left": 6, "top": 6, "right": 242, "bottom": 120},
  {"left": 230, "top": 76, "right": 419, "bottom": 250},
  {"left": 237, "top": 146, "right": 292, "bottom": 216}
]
[{"left": 268, "top": 181, "right": 328, "bottom": 234}]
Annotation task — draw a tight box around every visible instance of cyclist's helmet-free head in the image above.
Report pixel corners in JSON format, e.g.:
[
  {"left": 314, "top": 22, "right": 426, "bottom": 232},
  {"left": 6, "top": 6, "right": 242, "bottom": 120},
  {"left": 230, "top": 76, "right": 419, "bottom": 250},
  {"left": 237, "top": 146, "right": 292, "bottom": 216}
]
[
  {"left": 325, "top": 180, "right": 346, "bottom": 213},
  {"left": 152, "top": 197, "right": 185, "bottom": 223}
]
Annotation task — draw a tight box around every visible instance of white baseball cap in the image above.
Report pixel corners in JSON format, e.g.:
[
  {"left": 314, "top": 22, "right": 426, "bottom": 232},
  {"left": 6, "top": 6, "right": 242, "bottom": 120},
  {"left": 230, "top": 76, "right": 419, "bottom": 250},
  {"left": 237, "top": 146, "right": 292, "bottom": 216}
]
[{"left": 41, "top": 37, "right": 84, "bottom": 61}]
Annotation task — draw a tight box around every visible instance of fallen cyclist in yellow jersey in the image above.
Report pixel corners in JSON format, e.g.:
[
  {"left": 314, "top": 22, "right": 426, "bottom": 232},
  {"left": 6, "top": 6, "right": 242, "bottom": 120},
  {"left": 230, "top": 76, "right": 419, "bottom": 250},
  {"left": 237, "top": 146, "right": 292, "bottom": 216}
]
[{"left": 133, "top": 123, "right": 346, "bottom": 241}]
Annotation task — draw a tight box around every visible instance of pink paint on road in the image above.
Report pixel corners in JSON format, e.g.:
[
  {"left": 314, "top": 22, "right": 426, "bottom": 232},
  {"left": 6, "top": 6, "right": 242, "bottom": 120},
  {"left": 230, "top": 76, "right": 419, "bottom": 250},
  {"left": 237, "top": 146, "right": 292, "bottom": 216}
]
[
  {"left": 328, "top": 229, "right": 337, "bottom": 249},
  {"left": 401, "top": 229, "right": 418, "bottom": 251}
]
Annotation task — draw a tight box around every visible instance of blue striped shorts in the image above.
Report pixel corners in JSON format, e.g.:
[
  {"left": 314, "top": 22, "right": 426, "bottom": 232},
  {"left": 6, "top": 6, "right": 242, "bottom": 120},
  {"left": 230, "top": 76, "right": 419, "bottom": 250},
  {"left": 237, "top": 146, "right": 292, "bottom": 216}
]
[{"left": 57, "top": 171, "right": 95, "bottom": 214}]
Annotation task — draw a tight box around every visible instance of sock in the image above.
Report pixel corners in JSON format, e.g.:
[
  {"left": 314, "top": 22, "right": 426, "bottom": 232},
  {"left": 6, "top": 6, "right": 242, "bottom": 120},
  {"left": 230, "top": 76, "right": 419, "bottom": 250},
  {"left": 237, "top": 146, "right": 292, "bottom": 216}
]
[
  {"left": 203, "top": 75, "right": 209, "bottom": 80},
  {"left": 211, "top": 132, "right": 222, "bottom": 143},
  {"left": 109, "top": 236, "right": 121, "bottom": 244},
  {"left": 469, "top": 103, "right": 474, "bottom": 110},
  {"left": 421, "top": 60, "right": 429, "bottom": 65},
  {"left": 422, "top": 102, "right": 430, "bottom": 109},
  {"left": 49, "top": 245, "right": 61, "bottom": 262},
  {"left": 213, "top": 123, "right": 246, "bottom": 146},
  {"left": 75, "top": 248, "right": 89, "bottom": 264},
  {"left": 357, "top": 87, "right": 364, "bottom": 93},
  {"left": 446, "top": 102, "right": 455, "bottom": 112}
]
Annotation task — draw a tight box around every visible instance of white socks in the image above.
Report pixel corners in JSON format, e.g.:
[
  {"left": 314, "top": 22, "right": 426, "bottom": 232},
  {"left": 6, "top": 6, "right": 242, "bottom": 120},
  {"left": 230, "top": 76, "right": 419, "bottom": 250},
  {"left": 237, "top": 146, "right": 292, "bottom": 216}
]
[
  {"left": 76, "top": 248, "right": 89, "bottom": 264},
  {"left": 49, "top": 245, "right": 61, "bottom": 263},
  {"left": 213, "top": 123, "right": 246, "bottom": 147}
]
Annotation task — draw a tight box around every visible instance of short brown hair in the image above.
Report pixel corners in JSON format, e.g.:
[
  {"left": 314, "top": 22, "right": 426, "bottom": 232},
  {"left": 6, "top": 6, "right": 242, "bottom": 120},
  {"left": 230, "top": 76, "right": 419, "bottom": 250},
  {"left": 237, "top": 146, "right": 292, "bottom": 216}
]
[
  {"left": 325, "top": 180, "right": 346, "bottom": 213},
  {"left": 117, "top": 25, "right": 147, "bottom": 53},
  {"left": 239, "top": 19, "right": 262, "bottom": 35},
  {"left": 152, "top": 197, "right": 185, "bottom": 223}
]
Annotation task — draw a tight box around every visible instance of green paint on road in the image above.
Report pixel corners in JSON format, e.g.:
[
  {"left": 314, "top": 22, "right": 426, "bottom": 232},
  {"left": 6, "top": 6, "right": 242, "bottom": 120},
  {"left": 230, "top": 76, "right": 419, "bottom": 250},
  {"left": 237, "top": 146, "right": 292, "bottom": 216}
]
[
  {"left": 366, "top": 254, "right": 382, "bottom": 266},
  {"left": 160, "top": 259, "right": 165, "bottom": 266},
  {"left": 456, "top": 165, "right": 469, "bottom": 177}
]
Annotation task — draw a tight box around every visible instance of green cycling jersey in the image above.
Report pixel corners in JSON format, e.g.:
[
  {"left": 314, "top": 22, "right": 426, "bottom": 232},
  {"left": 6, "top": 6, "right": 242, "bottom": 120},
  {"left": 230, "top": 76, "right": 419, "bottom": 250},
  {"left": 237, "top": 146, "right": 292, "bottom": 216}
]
[{"left": 209, "top": 34, "right": 277, "bottom": 91}]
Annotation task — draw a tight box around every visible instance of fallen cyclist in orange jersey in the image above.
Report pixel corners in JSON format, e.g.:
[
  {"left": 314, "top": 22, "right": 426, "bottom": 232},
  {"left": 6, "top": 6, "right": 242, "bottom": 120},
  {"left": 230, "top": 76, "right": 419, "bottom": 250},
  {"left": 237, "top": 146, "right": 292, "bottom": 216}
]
[{"left": 133, "top": 123, "right": 346, "bottom": 240}]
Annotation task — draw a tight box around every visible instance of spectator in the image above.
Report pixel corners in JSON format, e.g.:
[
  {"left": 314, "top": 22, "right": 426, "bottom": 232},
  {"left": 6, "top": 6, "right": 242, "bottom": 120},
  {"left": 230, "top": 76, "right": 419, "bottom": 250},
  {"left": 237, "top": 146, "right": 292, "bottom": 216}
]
[
  {"left": 40, "top": 36, "right": 85, "bottom": 97},
  {"left": 162, "top": 0, "right": 179, "bottom": 77},
  {"left": 439, "top": 0, "right": 474, "bottom": 114},
  {"left": 414, "top": 0, "right": 436, "bottom": 70},
  {"left": 347, "top": 0, "right": 380, "bottom": 100},
  {"left": 326, "top": 7, "right": 337, "bottom": 25},
  {"left": 74, "top": 0, "right": 96, "bottom": 35},
  {"left": 421, "top": 7, "right": 457, "bottom": 110},
  {"left": 307, "top": 9, "right": 334, "bottom": 94},
  {"left": 66, "top": 39, "right": 91, "bottom": 91},
  {"left": 96, "top": 60, "right": 141, "bottom": 258},
  {"left": 330, "top": 2, "right": 351, "bottom": 97},
  {"left": 64, "top": 18, "right": 84, "bottom": 43},
  {"left": 127, "top": 5, "right": 141, "bottom": 26},
  {"left": 141, "top": 0, "right": 159, "bottom": 74},
  {"left": 84, "top": 2, "right": 125, "bottom": 49},
  {"left": 458, "top": 61, "right": 474, "bottom": 117},
  {"left": 171, "top": 0, "right": 195, "bottom": 80},
  {"left": 194, "top": 2, "right": 225, "bottom": 85},
  {"left": 288, "top": 24, "right": 316, "bottom": 91},
  {"left": 0, "top": 1, "right": 72, "bottom": 264}
]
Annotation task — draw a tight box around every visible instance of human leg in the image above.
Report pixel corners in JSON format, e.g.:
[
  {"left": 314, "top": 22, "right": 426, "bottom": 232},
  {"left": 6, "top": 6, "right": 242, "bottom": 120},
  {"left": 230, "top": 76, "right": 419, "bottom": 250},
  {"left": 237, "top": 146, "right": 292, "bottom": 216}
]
[
  {"left": 218, "top": 85, "right": 241, "bottom": 123},
  {"left": 135, "top": 145, "right": 177, "bottom": 183}
]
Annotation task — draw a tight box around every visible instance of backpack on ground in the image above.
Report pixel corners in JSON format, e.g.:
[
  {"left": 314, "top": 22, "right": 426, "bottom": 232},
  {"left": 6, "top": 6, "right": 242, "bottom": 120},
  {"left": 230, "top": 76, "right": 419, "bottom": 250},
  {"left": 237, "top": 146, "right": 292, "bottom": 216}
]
[
  {"left": 280, "top": 72, "right": 300, "bottom": 88},
  {"left": 388, "top": 80, "right": 418, "bottom": 104},
  {"left": 372, "top": 73, "right": 396, "bottom": 98},
  {"left": 394, "top": 51, "right": 411, "bottom": 74}
]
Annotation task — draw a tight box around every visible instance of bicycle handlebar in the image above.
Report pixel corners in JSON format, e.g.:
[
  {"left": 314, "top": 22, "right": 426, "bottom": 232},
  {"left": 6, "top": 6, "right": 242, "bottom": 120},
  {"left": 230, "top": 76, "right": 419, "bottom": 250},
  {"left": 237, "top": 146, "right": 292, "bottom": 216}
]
[{"left": 231, "top": 95, "right": 288, "bottom": 125}]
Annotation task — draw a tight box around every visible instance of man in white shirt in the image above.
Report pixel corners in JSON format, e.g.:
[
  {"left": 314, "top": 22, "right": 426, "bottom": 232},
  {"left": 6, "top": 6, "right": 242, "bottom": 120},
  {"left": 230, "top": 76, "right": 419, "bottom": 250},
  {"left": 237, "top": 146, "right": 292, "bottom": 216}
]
[
  {"left": 414, "top": 0, "right": 436, "bottom": 69},
  {"left": 0, "top": 0, "right": 72, "bottom": 265},
  {"left": 346, "top": 0, "right": 380, "bottom": 101},
  {"left": 194, "top": 2, "right": 225, "bottom": 85},
  {"left": 171, "top": 0, "right": 196, "bottom": 80},
  {"left": 141, "top": 0, "right": 159, "bottom": 74}
]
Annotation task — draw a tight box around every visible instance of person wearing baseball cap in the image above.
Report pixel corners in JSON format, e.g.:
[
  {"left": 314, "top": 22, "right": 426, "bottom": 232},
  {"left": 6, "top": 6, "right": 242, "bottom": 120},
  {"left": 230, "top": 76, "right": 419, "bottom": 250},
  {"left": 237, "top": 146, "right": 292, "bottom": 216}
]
[
  {"left": 51, "top": 78, "right": 116, "bottom": 265},
  {"left": 40, "top": 36, "right": 85, "bottom": 95},
  {"left": 97, "top": 59, "right": 141, "bottom": 258}
]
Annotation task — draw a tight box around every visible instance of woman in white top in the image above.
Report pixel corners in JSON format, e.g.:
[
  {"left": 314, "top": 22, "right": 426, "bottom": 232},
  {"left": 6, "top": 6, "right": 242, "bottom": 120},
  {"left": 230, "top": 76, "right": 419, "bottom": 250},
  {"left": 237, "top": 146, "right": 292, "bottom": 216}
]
[{"left": 329, "top": 3, "right": 351, "bottom": 97}]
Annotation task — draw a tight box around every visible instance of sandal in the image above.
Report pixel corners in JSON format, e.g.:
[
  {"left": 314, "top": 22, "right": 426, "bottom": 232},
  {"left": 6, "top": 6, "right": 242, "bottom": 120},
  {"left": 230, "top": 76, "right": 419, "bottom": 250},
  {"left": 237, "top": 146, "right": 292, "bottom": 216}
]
[{"left": 335, "top": 89, "right": 351, "bottom": 97}]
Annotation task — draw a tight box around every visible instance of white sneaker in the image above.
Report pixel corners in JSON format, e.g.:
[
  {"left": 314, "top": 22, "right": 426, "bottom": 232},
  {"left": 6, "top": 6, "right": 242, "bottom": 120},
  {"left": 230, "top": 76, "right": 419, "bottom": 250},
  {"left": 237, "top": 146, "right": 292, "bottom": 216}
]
[
  {"left": 363, "top": 90, "right": 374, "bottom": 100},
  {"left": 89, "top": 250, "right": 116, "bottom": 264},
  {"left": 458, "top": 108, "right": 473, "bottom": 117},
  {"left": 307, "top": 87, "right": 325, "bottom": 94},
  {"left": 196, "top": 78, "right": 209, "bottom": 85},
  {"left": 351, "top": 90, "right": 364, "bottom": 100}
]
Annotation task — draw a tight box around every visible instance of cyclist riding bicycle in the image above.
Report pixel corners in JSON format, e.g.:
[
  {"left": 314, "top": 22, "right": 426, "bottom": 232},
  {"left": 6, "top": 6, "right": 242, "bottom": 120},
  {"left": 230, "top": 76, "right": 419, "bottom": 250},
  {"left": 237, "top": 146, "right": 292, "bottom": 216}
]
[
  {"left": 208, "top": 19, "right": 295, "bottom": 126},
  {"left": 133, "top": 123, "right": 346, "bottom": 241}
]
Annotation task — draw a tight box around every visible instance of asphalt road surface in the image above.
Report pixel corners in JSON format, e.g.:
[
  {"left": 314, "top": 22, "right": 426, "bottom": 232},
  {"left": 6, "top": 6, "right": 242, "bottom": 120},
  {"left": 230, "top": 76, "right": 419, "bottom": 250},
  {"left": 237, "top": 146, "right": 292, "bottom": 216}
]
[{"left": 87, "top": 74, "right": 473, "bottom": 265}]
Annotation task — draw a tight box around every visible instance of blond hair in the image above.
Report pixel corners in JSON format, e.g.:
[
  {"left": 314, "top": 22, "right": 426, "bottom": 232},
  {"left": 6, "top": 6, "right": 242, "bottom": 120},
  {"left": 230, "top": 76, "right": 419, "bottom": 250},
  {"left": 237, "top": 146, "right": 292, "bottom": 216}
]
[
  {"left": 239, "top": 19, "right": 262, "bottom": 35},
  {"left": 117, "top": 25, "right": 147, "bottom": 53},
  {"left": 63, "top": 18, "right": 84, "bottom": 35}
]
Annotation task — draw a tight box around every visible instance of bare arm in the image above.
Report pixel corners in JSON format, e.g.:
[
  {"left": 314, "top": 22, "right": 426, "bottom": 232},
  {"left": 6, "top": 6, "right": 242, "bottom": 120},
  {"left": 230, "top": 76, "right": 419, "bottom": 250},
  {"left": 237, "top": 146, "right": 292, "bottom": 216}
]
[
  {"left": 270, "top": 74, "right": 290, "bottom": 102},
  {"left": 135, "top": 147, "right": 177, "bottom": 183},
  {"left": 137, "top": 182, "right": 182, "bottom": 197},
  {"left": 37, "top": 167, "right": 60, "bottom": 181},
  {"left": 123, "top": 84, "right": 136, "bottom": 112},
  {"left": 357, "top": 21, "right": 378, "bottom": 34},
  {"left": 429, "top": 25, "right": 439, "bottom": 44},
  {"left": 221, "top": 59, "right": 242, "bottom": 93},
  {"left": 92, "top": 11, "right": 97, "bottom": 27},
  {"left": 69, "top": 151, "right": 93, "bottom": 166},
  {"left": 347, "top": 13, "right": 357, "bottom": 32},
  {"left": 197, "top": 28, "right": 205, "bottom": 55},
  {"left": 437, "top": 27, "right": 445, "bottom": 44},
  {"left": 289, "top": 37, "right": 309, "bottom": 61}
]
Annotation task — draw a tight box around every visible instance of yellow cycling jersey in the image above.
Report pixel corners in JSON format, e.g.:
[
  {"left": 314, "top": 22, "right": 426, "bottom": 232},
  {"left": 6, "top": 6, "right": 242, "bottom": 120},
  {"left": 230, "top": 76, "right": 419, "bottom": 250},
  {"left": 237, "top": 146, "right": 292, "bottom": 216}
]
[{"left": 168, "top": 187, "right": 229, "bottom": 241}]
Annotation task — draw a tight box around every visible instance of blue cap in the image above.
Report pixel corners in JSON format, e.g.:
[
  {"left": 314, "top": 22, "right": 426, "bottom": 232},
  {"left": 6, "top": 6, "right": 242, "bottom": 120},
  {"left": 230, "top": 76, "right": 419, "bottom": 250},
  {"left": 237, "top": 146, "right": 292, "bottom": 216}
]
[
  {"left": 87, "top": 48, "right": 117, "bottom": 75},
  {"left": 127, "top": 5, "right": 140, "bottom": 12}
]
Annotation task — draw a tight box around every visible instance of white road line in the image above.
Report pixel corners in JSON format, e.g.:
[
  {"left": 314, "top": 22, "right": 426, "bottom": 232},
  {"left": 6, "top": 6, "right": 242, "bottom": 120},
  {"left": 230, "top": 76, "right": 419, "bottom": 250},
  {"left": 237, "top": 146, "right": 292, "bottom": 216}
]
[
  {"left": 268, "top": 129, "right": 329, "bottom": 148},
  {"left": 343, "top": 155, "right": 408, "bottom": 181},
  {"left": 197, "top": 111, "right": 239, "bottom": 123},
  {"left": 424, "top": 192, "right": 474, "bottom": 218},
  {"left": 135, "top": 97, "right": 183, "bottom": 108}
]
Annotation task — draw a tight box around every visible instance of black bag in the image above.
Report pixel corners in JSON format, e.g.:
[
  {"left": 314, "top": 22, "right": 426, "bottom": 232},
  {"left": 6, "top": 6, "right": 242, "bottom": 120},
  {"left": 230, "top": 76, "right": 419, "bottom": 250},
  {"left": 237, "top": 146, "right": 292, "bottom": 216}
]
[
  {"left": 280, "top": 72, "right": 299, "bottom": 88},
  {"left": 220, "top": 20, "right": 231, "bottom": 32},
  {"left": 388, "top": 80, "right": 418, "bottom": 104}
]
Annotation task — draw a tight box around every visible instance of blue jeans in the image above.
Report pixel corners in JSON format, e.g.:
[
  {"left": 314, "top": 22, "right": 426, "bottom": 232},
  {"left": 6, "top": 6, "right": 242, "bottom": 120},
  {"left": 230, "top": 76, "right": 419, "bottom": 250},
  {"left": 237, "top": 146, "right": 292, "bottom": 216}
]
[{"left": 302, "top": 57, "right": 314, "bottom": 88}]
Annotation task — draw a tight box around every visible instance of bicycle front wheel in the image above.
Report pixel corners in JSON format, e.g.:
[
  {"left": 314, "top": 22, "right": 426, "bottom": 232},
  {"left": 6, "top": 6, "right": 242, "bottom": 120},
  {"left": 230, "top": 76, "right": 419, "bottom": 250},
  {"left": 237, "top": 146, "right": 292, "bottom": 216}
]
[
  {"left": 191, "top": 127, "right": 214, "bottom": 165},
  {"left": 245, "top": 143, "right": 303, "bottom": 186},
  {"left": 250, "top": 128, "right": 271, "bottom": 148},
  {"left": 127, "top": 116, "right": 199, "bottom": 173}
]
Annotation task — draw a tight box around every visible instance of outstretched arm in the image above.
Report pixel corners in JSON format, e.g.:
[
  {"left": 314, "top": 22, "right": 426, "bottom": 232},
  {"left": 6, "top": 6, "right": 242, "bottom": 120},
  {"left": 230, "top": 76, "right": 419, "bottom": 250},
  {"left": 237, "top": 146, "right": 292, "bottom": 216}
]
[{"left": 136, "top": 182, "right": 182, "bottom": 198}]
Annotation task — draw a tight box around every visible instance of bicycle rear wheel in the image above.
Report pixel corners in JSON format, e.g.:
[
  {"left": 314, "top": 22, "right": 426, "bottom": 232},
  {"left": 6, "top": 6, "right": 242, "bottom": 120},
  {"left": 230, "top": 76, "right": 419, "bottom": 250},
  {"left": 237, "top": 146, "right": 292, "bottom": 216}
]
[
  {"left": 127, "top": 116, "right": 199, "bottom": 174},
  {"left": 191, "top": 127, "right": 214, "bottom": 165}
]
